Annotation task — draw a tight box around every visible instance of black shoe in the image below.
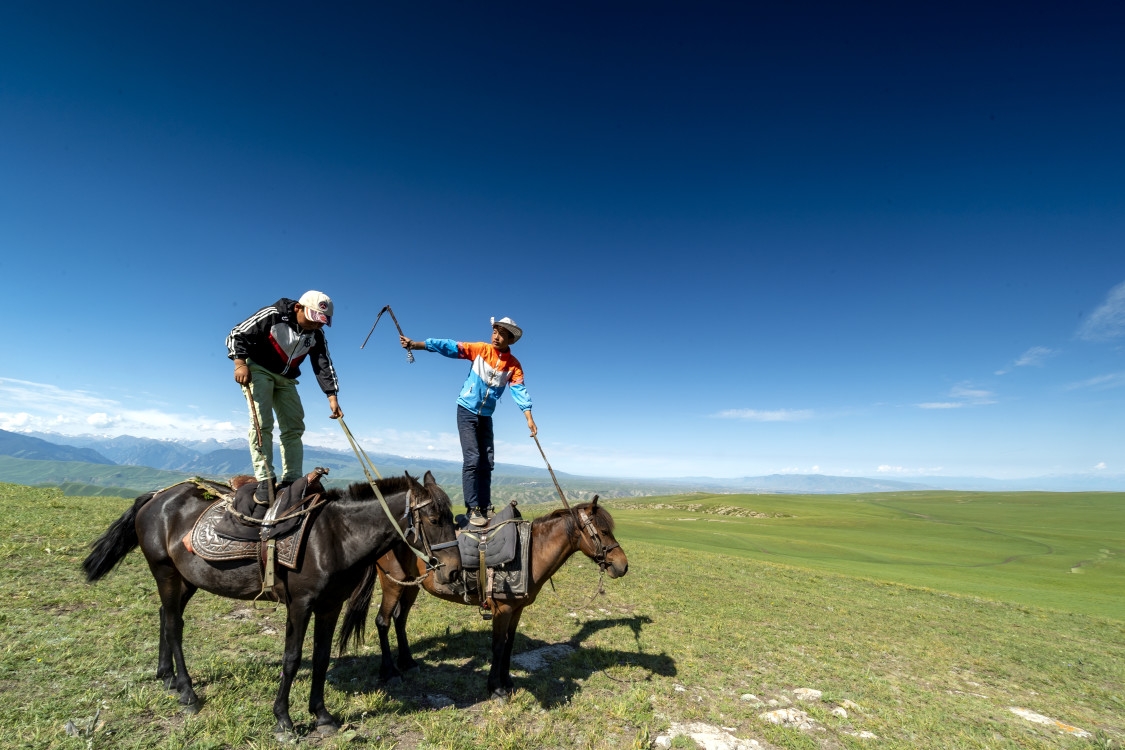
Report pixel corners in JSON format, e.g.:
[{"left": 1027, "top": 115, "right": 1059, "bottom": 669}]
[
  {"left": 254, "top": 481, "right": 273, "bottom": 504},
  {"left": 468, "top": 508, "right": 487, "bottom": 527}
]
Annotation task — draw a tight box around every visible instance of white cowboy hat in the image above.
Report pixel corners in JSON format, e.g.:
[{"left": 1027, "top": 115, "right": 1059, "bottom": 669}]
[{"left": 490, "top": 316, "right": 522, "bottom": 343}]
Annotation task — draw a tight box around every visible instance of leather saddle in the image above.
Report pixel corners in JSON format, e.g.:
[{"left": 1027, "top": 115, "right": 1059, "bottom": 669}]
[{"left": 185, "top": 468, "right": 329, "bottom": 569}]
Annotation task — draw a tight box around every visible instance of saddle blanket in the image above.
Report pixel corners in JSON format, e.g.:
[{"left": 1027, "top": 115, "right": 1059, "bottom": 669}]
[
  {"left": 457, "top": 501, "right": 521, "bottom": 569},
  {"left": 460, "top": 520, "right": 533, "bottom": 600}
]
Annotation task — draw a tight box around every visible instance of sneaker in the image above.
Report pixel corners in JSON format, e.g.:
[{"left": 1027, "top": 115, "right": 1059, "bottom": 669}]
[{"left": 467, "top": 508, "right": 487, "bottom": 527}]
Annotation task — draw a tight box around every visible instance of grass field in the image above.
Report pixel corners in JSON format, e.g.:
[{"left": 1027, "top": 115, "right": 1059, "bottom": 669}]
[
  {"left": 609, "top": 490, "right": 1125, "bottom": 621},
  {"left": 1, "top": 482, "right": 1122, "bottom": 749}
]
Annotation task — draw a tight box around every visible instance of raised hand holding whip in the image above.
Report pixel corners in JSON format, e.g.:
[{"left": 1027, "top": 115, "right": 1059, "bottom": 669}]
[{"left": 361, "top": 304, "right": 414, "bottom": 363}]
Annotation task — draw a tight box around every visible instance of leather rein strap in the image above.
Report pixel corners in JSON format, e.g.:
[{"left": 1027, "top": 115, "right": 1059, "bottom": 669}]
[{"left": 338, "top": 417, "right": 447, "bottom": 570}]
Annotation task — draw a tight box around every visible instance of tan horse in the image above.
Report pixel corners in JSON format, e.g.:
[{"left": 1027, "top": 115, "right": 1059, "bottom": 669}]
[{"left": 339, "top": 497, "right": 628, "bottom": 700}]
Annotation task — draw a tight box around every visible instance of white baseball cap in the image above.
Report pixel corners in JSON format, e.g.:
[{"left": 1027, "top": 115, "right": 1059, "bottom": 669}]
[
  {"left": 298, "top": 290, "right": 333, "bottom": 326},
  {"left": 491, "top": 316, "right": 522, "bottom": 342}
]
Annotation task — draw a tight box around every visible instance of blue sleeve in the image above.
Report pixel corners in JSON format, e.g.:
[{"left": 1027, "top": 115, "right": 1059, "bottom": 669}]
[
  {"left": 509, "top": 383, "right": 533, "bottom": 412},
  {"left": 425, "top": 338, "right": 461, "bottom": 359}
]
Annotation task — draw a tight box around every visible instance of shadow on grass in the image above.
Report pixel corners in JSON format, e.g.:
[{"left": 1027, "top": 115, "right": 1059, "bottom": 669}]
[{"left": 326, "top": 614, "right": 675, "bottom": 711}]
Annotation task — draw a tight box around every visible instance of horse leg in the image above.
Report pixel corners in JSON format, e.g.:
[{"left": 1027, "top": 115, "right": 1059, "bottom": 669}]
[
  {"left": 392, "top": 585, "right": 420, "bottom": 675},
  {"left": 156, "top": 584, "right": 197, "bottom": 683},
  {"left": 273, "top": 601, "right": 312, "bottom": 737},
  {"left": 151, "top": 565, "right": 200, "bottom": 711},
  {"left": 487, "top": 604, "right": 521, "bottom": 701},
  {"left": 308, "top": 604, "right": 343, "bottom": 734},
  {"left": 374, "top": 585, "right": 401, "bottom": 682}
]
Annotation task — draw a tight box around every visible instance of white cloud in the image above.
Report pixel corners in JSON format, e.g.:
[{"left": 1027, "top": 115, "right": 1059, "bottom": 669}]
[
  {"left": 778, "top": 464, "right": 821, "bottom": 474},
  {"left": 1077, "top": 280, "right": 1125, "bottom": 341},
  {"left": 877, "top": 465, "right": 944, "bottom": 475},
  {"left": 713, "top": 408, "right": 814, "bottom": 422},
  {"left": 1094, "top": 462, "right": 1107, "bottom": 471},
  {"left": 1064, "top": 372, "right": 1125, "bottom": 391},
  {"left": 950, "top": 384, "right": 995, "bottom": 403},
  {"left": 0, "top": 378, "right": 243, "bottom": 441},
  {"left": 1013, "top": 346, "right": 1057, "bottom": 368},
  {"left": 918, "top": 383, "right": 995, "bottom": 410}
]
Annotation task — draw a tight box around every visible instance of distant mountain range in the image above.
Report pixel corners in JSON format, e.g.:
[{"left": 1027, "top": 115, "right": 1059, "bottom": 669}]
[{"left": 1, "top": 428, "right": 1122, "bottom": 498}]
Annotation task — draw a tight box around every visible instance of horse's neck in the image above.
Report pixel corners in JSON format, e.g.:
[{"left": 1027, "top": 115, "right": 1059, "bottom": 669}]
[
  {"left": 322, "top": 495, "right": 405, "bottom": 565},
  {"left": 529, "top": 515, "right": 580, "bottom": 587}
]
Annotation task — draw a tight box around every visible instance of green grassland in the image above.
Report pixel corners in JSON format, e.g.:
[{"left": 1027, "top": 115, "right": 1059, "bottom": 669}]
[
  {"left": 1, "top": 483, "right": 1122, "bottom": 749},
  {"left": 610, "top": 491, "right": 1125, "bottom": 621}
]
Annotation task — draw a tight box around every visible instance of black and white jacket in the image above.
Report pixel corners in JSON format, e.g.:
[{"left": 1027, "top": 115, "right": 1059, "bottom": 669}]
[{"left": 226, "top": 298, "right": 339, "bottom": 395}]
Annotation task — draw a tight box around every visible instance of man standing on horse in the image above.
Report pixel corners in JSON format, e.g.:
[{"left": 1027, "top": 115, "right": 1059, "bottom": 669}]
[
  {"left": 400, "top": 317, "right": 536, "bottom": 526},
  {"left": 227, "top": 291, "right": 343, "bottom": 502}
]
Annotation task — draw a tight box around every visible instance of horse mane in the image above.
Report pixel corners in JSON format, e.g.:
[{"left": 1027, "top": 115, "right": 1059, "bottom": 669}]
[
  {"left": 532, "top": 501, "right": 615, "bottom": 536},
  {"left": 322, "top": 475, "right": 453, "bottom": 516}
]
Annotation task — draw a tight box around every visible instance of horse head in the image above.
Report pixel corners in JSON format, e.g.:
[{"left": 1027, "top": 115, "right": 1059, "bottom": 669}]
[
  {"left": 574, "top": 496, "right": 628, "bottom": 579},
  {"left": 404, "top": 470, "right": 462, "bottom": 588}
]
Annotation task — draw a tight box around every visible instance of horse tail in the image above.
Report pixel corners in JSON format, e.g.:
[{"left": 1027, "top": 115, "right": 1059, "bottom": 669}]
[
  {"left": 82, "top": 491, "right": 155, "bottom": 582},
  {"left": 338, "top": 562, "right": 378, "bottom": 656}
]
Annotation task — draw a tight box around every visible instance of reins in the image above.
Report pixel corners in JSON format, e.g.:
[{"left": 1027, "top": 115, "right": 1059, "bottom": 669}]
[
  {"left": 532, "top": 435, "right": 617, "bottom": 570},
  {"left": 337, "top": 417, "right": 455, "bottom": 570}
]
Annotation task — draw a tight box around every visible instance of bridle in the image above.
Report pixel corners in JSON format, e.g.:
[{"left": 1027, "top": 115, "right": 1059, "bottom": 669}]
[
  {"left": 575, "top": 507, "right": 620, "bottom": 571},
  {"left": 401, "top": 488, "right": 458, "bottom": 570}
]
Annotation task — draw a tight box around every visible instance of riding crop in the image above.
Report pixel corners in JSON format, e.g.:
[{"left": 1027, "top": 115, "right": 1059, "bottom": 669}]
[{"left": 361, "top": 304, "right": 414, "bottom": 363}]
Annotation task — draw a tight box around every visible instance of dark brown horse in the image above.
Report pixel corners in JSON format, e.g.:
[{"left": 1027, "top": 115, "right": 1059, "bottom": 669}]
[
  {"left": 82, "top": 471, "right": 461, "bottom": 737},
  {"left": 340, "top": 497, "right": 628, "bottom": 700}
]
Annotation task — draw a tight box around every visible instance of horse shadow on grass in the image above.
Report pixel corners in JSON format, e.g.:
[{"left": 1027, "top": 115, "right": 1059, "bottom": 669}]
[{"left": 327, "top": 614, "right": 675, "bottom": 711}]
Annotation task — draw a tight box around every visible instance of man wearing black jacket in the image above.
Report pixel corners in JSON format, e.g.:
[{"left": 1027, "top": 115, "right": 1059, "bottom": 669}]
[{"left": 226, "top": 291, "right": 343, "bottom": 501}]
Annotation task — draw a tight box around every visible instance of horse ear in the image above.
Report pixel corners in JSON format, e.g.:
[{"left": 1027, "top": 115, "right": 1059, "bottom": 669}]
[
  {"left": 591, "top": 494, "right": 600, "bottom": 511},
  {"left": 423, "top": 470, "right": 437, "bottom": 487}
]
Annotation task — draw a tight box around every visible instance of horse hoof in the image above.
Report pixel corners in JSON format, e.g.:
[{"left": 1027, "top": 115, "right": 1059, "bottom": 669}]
[
  {"left": 273, "top": 722, "right": 297, "bottom": 744},
  {"left": 181, "top": 699, "right": 201, "bottom": 715},
  {"left": 316, "top": 722, "right": 339, "bottom": 736},
  {"left": 490, "top": 689, "right": 510, "bottom": 704}
]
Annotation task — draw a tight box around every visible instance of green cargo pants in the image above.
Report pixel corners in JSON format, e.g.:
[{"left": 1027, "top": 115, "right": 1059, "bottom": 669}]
[{"left": 245, "top": 361, "right": 305, "bottom": 484}]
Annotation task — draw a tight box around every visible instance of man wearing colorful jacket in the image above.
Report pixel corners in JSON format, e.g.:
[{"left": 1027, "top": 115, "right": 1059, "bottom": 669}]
[
  {"left": 400, "top": 317, "right": 536, "bottom": 526},
  {"left": 227, "top": 291, "right": 343, "bottom": 502}
]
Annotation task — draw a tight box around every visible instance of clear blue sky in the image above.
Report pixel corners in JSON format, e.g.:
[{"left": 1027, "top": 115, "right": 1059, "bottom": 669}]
[{"left": 2, "top": 2, "right": 1123, "bottom": 480}]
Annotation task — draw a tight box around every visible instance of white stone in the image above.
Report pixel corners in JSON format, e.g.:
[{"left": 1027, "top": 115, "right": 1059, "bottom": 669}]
[
  {"left": 665, "top": 722, "right": 761, "bottom": 750},
  {"left": 654, "top": 736, "right": 672, "bottom": 749},
  {"left": 740, "top": 694, "right": 761, "bottom": 703},
  {"left": 758, "top": 708, "right": 816, "bottom": 730},
  {"left": 674, "top": 684, "right": 687, "bottom": 692},
  {"left": 511, "top": 644, "right": 574, "bottom": 672},
  {"left": 1008, "top": 708, "right": 1092, "bottom": 738},
  {"left": 841, "top": 699, "right": 863, "bottom": 712},
  {"left": 831, "top": 707, "right": 848, "bottom": 719},
  {"left": 793, "top": 688, "right": 822, "bottom": 702}
]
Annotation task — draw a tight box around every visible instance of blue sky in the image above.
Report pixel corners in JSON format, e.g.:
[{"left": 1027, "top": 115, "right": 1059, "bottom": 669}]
[{"left": 2, "top": 2, "right": 1123, "bottom": 481}]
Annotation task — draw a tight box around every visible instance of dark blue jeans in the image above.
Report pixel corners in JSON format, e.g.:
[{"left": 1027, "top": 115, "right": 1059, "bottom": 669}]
[{"left": 456, "top": 405, "right": 494, "bottom": 513}]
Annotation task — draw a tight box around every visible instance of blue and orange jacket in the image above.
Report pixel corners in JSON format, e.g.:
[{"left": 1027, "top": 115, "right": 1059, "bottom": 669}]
[{"left": 425, "top": 339, "right": 532, "bottom": 416}]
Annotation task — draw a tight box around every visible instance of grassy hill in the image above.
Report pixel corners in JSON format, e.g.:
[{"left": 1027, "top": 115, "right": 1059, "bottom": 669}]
[
  {"left": 0, "top": 455, "right": 195, "bottom": 494},
  {"left": 2, "top": 483, "right": 1121, "bottom": 749}
]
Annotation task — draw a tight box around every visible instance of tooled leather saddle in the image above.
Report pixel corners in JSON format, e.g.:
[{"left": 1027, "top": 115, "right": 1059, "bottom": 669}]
[{"left": 184, "top": 468, "right": 330, "bottom": 570}]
